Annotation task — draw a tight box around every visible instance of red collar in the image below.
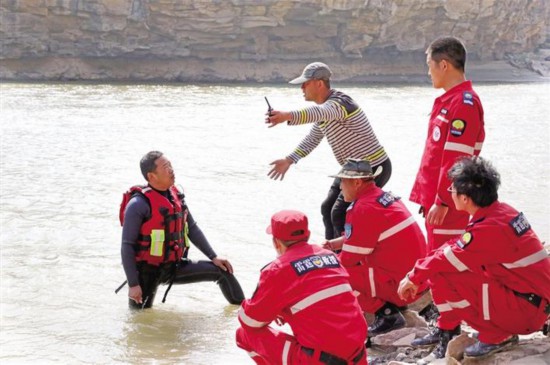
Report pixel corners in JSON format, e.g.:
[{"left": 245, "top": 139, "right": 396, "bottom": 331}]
[{"left": 436, "top": 80, "right": 473, "bottom": 104}]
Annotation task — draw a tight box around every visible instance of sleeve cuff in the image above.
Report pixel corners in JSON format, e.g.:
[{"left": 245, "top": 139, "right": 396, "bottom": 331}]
[
  {"left": 286, "top": 154, "right": 300, "bottom": 164},
  {"left": 407, "top": 271, "right": 422, "bottom": 286},
  {"left": 435, "top": 195, "right": 448, "bottom": 207}
]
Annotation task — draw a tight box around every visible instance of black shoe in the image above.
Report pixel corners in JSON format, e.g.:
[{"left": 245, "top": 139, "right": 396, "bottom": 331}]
[
  {"left": 464, "top": 335, "right": 519, "bottom": 358},
  {"left": 415, "top": 326, "right": 461, "bottom": 363},
  {"left": 412, "top": 325, "right": 461, "bottom": 347},
  {"left": 418, "top": 302, "right": 439, "bottom": 324},
  {"left": 368, "top": 302, "right": 406, "bottom": 337}
]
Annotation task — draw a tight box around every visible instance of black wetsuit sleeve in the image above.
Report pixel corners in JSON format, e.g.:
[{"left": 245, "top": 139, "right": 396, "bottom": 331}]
[
  {"left": 121, "top": 195, "right": 150, "bottom": 287},
  {"left": 186, "top": 209, "right": 217, "bottom": 260}
]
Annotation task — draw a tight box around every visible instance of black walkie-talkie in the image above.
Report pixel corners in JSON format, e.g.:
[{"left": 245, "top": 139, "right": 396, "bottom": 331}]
[{"left": 265, "top": 97, "right": 273, "bottom": 116}]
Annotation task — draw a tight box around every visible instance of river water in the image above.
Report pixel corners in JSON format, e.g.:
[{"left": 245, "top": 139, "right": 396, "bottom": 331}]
[{"left": 1, "top": 81, "right": 548, "bottom": 364}]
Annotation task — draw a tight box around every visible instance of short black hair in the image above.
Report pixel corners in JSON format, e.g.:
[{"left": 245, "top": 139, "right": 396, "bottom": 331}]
[
  {"left": 140, "top": 151, "right": 163, "bottom": 181},
  {"left": 427, "top": 36, "right": 466, "bottom": 72},
  {"left": 447, "top": 156, "right": 500, "bottom": 207},
  {"left": 279, "top": 232, "right": 310, "bottom": 247}
]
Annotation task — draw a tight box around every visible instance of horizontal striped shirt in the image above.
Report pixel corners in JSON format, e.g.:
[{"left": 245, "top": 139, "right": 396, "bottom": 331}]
[{"left": 287, "top": 89, "right": 388, "bottom": 167}]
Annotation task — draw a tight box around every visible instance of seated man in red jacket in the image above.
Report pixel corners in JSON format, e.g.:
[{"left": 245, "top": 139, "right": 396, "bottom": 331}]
[
  {"left": 236, "top": 210, "right": 368, "bottom": 364},
  {"left": 324, "top": 159, "right": 427, "bottom": 337},
  {"left": 398, "top": 156, "right": 550, "bottom": 360}
]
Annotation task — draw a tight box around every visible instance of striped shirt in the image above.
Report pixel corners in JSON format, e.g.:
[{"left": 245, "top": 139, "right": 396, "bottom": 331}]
[{"left": 287, "top": 89, "right": 388, "bottom": 167}]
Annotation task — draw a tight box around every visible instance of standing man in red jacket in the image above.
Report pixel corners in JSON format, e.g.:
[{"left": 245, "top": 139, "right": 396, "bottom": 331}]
[
  {"left": 324, "top": 158, "right": 427, "bottom": 337},
  {"left": 236, "top": 210, "right": 368, "bottom": 364},
  {"left": 399, "top": 157, "right": 550, "bottom": 361},
  {"left": 409, "top": 36, "right": 485, "bottom": 252}
]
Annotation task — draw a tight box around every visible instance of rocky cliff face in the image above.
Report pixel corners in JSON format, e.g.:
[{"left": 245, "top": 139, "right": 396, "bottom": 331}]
[{"left": 1, "top": 0, "right": 549, "bottom": 82}]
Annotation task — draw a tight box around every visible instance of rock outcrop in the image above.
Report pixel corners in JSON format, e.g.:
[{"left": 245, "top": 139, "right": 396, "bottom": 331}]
[{"left": 1, "top": 0, "right": 549, "bottom": 81}]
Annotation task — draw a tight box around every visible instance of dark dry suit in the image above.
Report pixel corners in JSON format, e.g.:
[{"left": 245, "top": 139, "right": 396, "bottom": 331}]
[{"left": 120, "top": 185, "right": 244, "bottom": 309}]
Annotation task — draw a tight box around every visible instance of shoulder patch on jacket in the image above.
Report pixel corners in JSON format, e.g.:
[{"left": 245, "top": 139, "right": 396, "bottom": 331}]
[
  {"left": 377, "top": 192, "right": 401, "bottom": 207},
  {"left": 463, "top": 92, "right": 474, "bottom": 106},
  {"left": 509, "top": 212, "right": 531, "bottom": 236},
  {"left": 456, "top": 231, "right": 473, "bottom": 249},
  {"left": 291, "top": 254, "right": 340, "bottom": 276},
  {"left": 344, "top": 223, "right": 352, "bottom": 239},
  {"left": 450, "top": 119, "right": 467, "bottom": 137}
]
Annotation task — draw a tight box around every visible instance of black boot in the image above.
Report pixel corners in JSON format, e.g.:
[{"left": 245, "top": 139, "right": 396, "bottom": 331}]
[
  {"left": 368, "top": 302, "right": 406, "bottom": 337},
  {"left": 418, "top": 302, "right": 439, "bottom": 324},
  {"left": 464, "top": 335, "right": 519, "bottom": 358},
  {"left": 415, "top": 326, "right": 461, "bottom": 363},
  {"left": 411, "top": 325, "right": 460, "bottom": 347}
]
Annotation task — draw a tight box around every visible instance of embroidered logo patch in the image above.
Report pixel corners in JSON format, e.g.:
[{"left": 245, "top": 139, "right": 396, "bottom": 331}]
[
  {"left": 432, "top": 126, "right": 441, "bottom": 141},
  {"left": 291, "top": 254, "right": 340, "bottom": 276},
  {"left": 344, "top": 223, "right": 352, "bottom": 239},
  {"left": 509, "top": 212, "right": 531, "bottom": 236},
  {"left": 440, "top": 108, "right": 448, "bottom": 115},
  {"left": 463, "top": 92, "right": 474, "bottom": 106},
  {"left": 456, "top": 231, "right": 473, "bottom": 249},
  {"left": 450, "top": 119, "right": 466, "bottom": 137},
  {"left": 377, "top": 192, "right": 401, "bottom": 207}
]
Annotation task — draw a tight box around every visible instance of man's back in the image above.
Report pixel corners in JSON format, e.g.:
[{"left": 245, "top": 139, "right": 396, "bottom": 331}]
[
  {"left": 341, "top": 186, "right": 427, "bottom": 277},
  {"left": 460, "top": 201, "right": 550, "bottom": 300},
  {"left": 240, "top": 241, "right": 367, "bottom": 359}
]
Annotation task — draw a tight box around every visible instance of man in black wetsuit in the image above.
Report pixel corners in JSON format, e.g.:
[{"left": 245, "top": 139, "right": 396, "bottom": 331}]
[{"left": 120, "top": 150, "right": 244, "bottom": 309}]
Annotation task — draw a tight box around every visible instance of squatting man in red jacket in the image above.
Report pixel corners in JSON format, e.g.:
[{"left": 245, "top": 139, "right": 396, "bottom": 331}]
[
  {"left": 236, "top": 210, "right": 368, "bottom": 364},
  {"left": 398, "top": 156, "right": 550, "bottom": 361},
  {"left": 323, "top": 158, "right": 427, "bottom": 338}
]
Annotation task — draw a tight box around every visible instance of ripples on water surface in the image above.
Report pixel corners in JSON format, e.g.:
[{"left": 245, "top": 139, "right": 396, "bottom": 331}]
[{"left": 1, "top": 81, "right": 549, "bottom": 364}]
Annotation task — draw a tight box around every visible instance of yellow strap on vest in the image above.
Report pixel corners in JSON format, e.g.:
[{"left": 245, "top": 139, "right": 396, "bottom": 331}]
[
  {"left": 184, "top": 222, "right": 190, "bottom": 248},
  {"left": 150, "top": 229, "right": 165, "bottom": 257}
]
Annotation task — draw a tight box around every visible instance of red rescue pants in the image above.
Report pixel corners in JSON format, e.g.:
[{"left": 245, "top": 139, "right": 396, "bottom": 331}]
[
  {"left": 431, "top": 271, "right": 548, "bottom": 344},
  {"left": 346, "top": 265, "right": 423, "bottom": 313},
  {"left": 236, "top": 325, "right": 368, "bottom": 365},
  {"left": 425, "top": 208, "right": 469, "bottom": 251}
]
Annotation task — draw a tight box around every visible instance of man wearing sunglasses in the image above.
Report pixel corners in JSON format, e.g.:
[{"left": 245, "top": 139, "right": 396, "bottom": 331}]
[{"left": 399, "top": 156, "right": 550, "bottom": 361}]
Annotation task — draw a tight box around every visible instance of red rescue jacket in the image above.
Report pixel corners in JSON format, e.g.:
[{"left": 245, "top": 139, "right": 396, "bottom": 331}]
[{"left": 120, "top": 185, "right": 188, "bottom": 266}]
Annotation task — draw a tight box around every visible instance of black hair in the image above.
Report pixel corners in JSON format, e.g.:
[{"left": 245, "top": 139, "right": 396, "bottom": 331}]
[
  {"left": 140, "top": 151, "right": 163, "bottom": 181},
  {"left": 427, "top": 36, "right": 466, "bottom": 72},
  {"left": 280, "top": 232, "right": 310, "bottom": 247},
  {"left": 447, "top": 156, "right": 500, "bottom": 207}
]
